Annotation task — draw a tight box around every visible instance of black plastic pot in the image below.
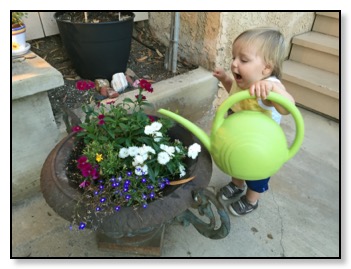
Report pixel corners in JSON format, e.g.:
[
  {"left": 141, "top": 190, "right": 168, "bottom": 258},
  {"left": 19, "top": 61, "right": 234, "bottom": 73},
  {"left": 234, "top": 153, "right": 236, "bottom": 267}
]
[{"left": 54, "top": 12, "right": 135, "bottom": 80}]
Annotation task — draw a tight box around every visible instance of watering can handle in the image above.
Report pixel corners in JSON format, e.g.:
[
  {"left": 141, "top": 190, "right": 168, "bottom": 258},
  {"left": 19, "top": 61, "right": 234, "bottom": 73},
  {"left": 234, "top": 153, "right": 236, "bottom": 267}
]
[{"left": 213, "top": 90, "right": 304, "bottom": 160}]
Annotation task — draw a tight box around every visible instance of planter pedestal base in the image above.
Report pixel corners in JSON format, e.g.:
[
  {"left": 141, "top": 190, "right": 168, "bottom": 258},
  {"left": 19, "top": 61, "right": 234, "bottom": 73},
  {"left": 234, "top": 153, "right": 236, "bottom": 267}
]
[{"left": 97, "top": 225, "right": 165, "bottom": 257}]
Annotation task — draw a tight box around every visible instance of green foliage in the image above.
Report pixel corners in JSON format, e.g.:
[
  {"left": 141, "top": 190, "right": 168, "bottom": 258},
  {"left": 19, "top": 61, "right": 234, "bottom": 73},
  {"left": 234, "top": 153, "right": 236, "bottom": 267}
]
[{"left": 12, "top": 12, "right": 27, "bottom": 26}]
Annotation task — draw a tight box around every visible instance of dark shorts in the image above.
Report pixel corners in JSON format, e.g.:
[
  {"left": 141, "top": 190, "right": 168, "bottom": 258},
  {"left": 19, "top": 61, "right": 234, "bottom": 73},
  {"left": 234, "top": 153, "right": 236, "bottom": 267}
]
[{"left": 246, "top": 177, "right": 270, "bottom": 193}]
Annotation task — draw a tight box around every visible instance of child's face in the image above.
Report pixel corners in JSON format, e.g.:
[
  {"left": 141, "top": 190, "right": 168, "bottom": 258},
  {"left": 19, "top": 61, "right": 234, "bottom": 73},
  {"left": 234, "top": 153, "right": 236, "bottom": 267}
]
[{"left": 231, "top": 39, "right": 272, "bottom": 89}]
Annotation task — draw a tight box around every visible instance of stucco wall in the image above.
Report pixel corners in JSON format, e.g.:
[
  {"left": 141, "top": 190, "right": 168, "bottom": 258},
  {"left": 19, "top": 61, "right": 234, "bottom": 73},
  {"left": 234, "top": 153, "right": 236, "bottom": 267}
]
[{"left": 148, "top": 12, "right": 315, "bottom": 72}]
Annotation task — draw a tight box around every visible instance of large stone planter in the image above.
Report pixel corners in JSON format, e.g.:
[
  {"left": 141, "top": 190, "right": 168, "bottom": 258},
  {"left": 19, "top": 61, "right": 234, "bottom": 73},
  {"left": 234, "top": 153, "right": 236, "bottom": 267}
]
[{"left": 40, "top": 123, "right": 229, "bottom": 255}]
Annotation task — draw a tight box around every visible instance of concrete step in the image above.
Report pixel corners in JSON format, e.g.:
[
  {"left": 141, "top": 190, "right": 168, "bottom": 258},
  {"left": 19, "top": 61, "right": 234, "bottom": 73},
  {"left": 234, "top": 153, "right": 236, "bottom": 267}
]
[
  {"left": 316, "top": 11, "right": 340, "bottom": 20},
  {"left": 12, "top": 52, "right": 65, "bottom": 204},
  {"left": 290, "top": 32, "right": 339, "bottom": 74},
  {"left": 313, "top": 12, "right": 339, "bottom": 37},
  {"left": 282, "top": 60, "right": 339, "bottom": 120}
]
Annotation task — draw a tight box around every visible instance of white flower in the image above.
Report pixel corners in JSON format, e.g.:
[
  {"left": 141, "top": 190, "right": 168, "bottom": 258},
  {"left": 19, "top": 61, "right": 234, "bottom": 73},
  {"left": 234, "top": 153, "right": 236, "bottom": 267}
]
[
  {"left": 144, "top": 125, "right": 154, "bottom": 135},
  {"left": 128, "top": 146, "right": 139, "bottom": 157},
  {"left": 132, "top": 155, "right": 144, "bottom": 166},
  {"left": 138, "top": 145, "right": 148, "bottom": 156},
  {"left": 151, "top": 121, "right": 162, "bottom": 131},
  {"left": 141, "top": 153, "right": 149, "bottom": 161},
  {"left": 144, "top": 121, "right": 162, "bottom": 136},
  {"left": 143, "top": 145, "right": 155, "bottom": 155},
  {"left": 153, "top": 131, "right": 163, "bottom": 142},
  {"left": 135, "top": 164, "right": 148, "bottom": 175},
  {"left": 188, "top": 143, "right": 201, "bottom": 159},
  {"left": 118, "top": 148, "right": 129, "bottom": 158},
  {"left": 157, "top": 151, "right": 171, "bottom": 165},
  {"left": 179, "top": 164, "right": 186, "bottom": 178},
  {"left": 160, "top": 144, "right": 175, "bottom": 156}
]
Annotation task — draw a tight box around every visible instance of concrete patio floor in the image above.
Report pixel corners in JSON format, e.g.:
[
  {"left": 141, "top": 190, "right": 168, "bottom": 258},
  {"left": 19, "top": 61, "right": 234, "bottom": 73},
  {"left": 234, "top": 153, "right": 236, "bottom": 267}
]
[{"left": 11, "top": 67, "right": 340, "bottom": 258}]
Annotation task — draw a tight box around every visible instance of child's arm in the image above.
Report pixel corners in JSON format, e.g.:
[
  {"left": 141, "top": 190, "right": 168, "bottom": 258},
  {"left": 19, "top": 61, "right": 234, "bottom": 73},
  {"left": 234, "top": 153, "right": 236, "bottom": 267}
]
[
  {"left": 249, "top": 80, "right": 295, "bottom": 115},
  {"left": 213, "top": 67, "right": 233, "bottom": 93}
]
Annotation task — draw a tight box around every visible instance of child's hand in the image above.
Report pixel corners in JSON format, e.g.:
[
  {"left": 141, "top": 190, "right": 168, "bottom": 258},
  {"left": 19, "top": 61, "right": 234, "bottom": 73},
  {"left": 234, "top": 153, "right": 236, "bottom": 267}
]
[
  {"left": 249, "top": 80, "right": 295, "bottom": 115},
  {"left": 213, "top": 67, "right": 227, "bottom": 81},
  {"left": 249, "top": 80, "right": 274, "bottom": 100}
]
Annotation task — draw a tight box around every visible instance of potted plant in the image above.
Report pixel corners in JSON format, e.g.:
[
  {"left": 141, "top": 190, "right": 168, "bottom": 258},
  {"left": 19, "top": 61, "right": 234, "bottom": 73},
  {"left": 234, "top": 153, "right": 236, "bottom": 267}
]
[
  {"left": 54, "top": 12, "right": 135, "bottom": 81},
  {"left": 40, "top": 79, "right": 214, "bottom": 247},
  {"left": 12, "top": 12, "right": 29, "bottom": 55}
]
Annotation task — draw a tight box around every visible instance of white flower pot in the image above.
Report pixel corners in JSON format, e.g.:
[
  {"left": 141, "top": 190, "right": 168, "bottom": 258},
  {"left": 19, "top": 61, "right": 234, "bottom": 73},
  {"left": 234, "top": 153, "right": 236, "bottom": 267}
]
[{"left": 12, "top": 24, "right": 26, "bottom": 52}]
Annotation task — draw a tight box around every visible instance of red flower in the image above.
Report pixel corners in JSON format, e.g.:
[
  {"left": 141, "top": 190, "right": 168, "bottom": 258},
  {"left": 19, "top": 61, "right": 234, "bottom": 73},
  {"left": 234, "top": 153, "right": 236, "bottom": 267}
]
[
  {"left": 76, "top": 80, "right": 95, "bottom": 91},
  {"left": 135, "top": 94, "right": 146, "bottom": 100},
  {"left": 139, "top": 79, "right": 153, "bottom": 93},
  {"left": 148, "top": 115, "right": 156, "bottom": 122},
  {"left": 72, "top": 125, "right": 84, "bottom": 132}
]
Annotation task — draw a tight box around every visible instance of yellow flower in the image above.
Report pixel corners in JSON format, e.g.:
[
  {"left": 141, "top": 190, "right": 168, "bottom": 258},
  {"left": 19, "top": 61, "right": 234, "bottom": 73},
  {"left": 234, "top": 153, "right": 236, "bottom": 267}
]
[
  {"left": 96, "top": 153, "right": 103, "bottom": 163},
  {"left": 12, "top": 42, "right": 20, "bottom": 50}
]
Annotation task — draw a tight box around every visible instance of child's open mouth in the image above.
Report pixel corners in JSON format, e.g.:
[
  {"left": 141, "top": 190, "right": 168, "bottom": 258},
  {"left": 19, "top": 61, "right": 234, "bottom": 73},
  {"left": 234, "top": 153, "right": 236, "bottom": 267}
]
[{"left": 234, "top": 73, "right": 242, "bottom": 80}]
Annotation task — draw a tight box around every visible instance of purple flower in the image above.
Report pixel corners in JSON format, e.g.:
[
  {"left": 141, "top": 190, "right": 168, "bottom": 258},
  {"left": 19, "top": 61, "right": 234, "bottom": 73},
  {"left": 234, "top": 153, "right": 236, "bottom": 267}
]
[{"left": 78, "top": 222, "right": 86, "bottom": 230}]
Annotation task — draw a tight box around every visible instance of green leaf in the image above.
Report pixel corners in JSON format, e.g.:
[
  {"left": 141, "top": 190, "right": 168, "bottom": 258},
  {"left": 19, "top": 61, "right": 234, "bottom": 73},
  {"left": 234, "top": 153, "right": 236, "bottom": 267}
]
[
  {"left": 123, "top": 98, "right": 134, "bottom": 104},
  {"left": 107, "top": 129, "right": 115, "bottom": 139},
  {"left": 148, "top": 168, "right": 155, "bottom": 181},
  {"left": 99, "top": 136, "right": 108, "bottom": 141},
  {"left": 118, "top": 122, "right": 129, "bottom": 130}
]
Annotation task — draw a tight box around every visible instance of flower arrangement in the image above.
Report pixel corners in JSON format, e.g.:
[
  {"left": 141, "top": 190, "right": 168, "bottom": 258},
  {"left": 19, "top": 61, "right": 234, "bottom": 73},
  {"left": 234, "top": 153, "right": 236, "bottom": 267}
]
[{"left": 70, "top": 79, "right": 201, "bottom": 230}]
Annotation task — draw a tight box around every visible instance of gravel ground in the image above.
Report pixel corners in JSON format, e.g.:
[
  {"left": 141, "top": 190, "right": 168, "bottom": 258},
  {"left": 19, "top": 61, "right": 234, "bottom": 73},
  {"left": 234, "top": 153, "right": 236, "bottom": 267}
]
[{"left": 28, "top": 22, "right": 197, "bottom": 121}]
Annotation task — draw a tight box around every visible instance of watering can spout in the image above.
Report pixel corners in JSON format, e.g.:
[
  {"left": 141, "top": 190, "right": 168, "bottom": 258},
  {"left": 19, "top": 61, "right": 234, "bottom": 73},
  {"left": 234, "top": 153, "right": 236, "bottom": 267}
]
[{"left": 157, "top": 109, "right": 211, "bottom": 151}]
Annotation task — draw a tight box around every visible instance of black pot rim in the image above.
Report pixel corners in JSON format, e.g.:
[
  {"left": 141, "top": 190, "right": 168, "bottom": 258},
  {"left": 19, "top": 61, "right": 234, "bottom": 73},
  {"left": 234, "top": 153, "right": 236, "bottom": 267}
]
[{"left": 54, "top": 11, "right": 135, "bottom": 25}]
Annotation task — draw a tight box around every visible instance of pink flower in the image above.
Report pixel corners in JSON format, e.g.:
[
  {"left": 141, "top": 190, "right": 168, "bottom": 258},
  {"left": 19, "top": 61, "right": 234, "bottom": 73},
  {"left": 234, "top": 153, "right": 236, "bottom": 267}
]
[
  {"left": 72, "top": 125, "right": 83, "bottom": 132},
  {"left": 77, "top": 156, "right": 88, "bottom": 164},
  {"left": 79, "top": 180, "right": 90, "bottom": 188},
  {"left": 91, "top": 167, "right": 100, "bottom": 180},
  {"left": 132, "top": 79, "right": 140, "bottom": 88}
]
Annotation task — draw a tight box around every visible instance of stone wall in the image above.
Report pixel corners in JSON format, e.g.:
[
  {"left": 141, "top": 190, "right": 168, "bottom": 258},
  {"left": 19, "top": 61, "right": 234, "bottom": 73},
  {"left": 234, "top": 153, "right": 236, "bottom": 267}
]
[{"left": 148, "top": 12, "right": 315, "bottom": 72}]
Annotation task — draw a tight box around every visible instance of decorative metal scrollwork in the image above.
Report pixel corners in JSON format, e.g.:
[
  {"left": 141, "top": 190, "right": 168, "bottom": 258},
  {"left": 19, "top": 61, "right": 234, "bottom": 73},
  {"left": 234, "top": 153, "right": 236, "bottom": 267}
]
[{"left": 175, "top": 188, "right": 230, "bottom": 239}]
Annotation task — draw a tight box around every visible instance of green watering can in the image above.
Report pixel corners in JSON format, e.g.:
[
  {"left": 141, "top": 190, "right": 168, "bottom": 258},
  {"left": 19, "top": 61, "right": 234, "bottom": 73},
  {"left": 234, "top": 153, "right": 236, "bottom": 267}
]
[{"left": 158, "top": 90, "right": 304, "bottom": 180}]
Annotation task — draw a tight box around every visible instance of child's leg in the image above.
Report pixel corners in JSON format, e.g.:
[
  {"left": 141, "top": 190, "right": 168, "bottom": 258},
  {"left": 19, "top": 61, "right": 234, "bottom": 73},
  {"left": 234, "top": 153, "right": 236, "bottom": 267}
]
[
  {"left": 232, "top": 178, "right": 245, "bottom": 188},
  {"left": 220, "top": 177, "right": 246, "bottom": 200},
  {"left": 245, "top": 188, "right": 260, "bottom": 204},
  {"left": 228, "top": 177, "right": 270, "bottom": 216}
]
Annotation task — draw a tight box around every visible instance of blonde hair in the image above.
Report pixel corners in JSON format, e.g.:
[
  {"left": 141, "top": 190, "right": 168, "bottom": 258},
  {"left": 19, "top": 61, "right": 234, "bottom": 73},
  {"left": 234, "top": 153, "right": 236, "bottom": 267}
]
[{"left": 233, "top": 27, "right": 286, "bottom": 79}]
